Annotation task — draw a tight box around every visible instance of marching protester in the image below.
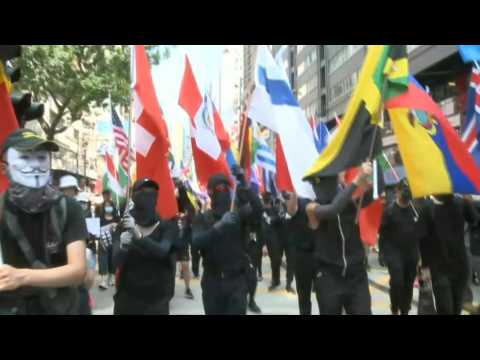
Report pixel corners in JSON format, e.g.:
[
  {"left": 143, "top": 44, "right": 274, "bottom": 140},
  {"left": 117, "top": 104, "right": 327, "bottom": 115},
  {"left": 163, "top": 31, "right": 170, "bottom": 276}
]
[
  {"left": 0, "top": 129, "right": 87, "bottom": 315},
  {"left": 285, "top": 191, "right": 317, "bottom": 315},
  {"left": 113, "top": 178, "right": 179, "bottom": 315},
  {"left": 174, "top": 178, "right": 195, "bottom": 300},
  {"left": 296, "top": 161, "right": 374, "bottom": 315},
  {"left": 262, "top": 192, "right": 295, "bottom": 293},
  {"left": 191, "top": 173, "right": 262, "bottom": 315},
  {"left": 378, "top": 180, "right": 428, "bottom": 315},
  {"left": 96, "top": 190, "right": 119, "bottom": 290},
  {"left": 419, "top": 194, "right": 479, "bottom": 315}
]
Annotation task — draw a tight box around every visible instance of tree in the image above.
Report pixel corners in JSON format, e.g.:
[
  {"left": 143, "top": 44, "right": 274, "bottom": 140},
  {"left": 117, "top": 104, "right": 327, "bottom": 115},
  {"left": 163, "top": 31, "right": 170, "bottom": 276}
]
[{"left": 15, "top": 45, "right": 173, "bottom": 139}]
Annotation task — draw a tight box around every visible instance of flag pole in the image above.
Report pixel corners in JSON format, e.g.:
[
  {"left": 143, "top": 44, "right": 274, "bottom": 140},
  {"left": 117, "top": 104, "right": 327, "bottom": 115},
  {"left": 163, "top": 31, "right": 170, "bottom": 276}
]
[
  {"left": 124, "top": 45, "right": 134, "bottom": 216},
  {"left": 109, "top": 93, "right": 121, "bottom": 218},
  {"left": 474, "top": 60, "right": 480, "bottom": 71},
  {"left": 231, "top": 90, "right": 253, "bottom": 211}
]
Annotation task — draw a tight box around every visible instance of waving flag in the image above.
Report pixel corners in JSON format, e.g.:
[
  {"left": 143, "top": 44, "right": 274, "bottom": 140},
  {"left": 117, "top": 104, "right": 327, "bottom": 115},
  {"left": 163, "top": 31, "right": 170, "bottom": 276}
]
[
  {"left": 386, "top": 76, "right": 480, "bottom": 198},
  {"left": 103, "top": 152, "right": 124, "bottom": 203},
  {"left": 178, "top": 55, "right": 231, "bottom": 189},
  {"left": 0, "top": 62, "right": 19, "bottom": 193},
  {"left": 458, "top": 45, "right": 480, "bottom": 63},
  {"left": 312, "top": 121, "right": 331, "bottom": 154},
  {"left": 248, "top": 45, "right": 317, "bottom": 199},
  {"left": 304, "top": 45, "right": 409, "bottom": 181},
  {"left": 462, "top": 67, "right": 480, "bottom": 166},
  {"left": 132, "top": 45, "right": 178, "bottom": 219}
]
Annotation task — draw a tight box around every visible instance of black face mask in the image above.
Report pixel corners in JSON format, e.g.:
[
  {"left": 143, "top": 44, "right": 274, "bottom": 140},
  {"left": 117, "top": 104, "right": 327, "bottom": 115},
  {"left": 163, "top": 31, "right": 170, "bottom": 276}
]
[
  {"left": 132, "top": 191, "right": 159, "bottom": 226},
  {"left": 211, "top": 191, "right": 231, "bottom": 217},
  {"left": 313, "top": 177, "right": 339, "bottom": 205},
  {"left": 435, "top": 194, "right": 454, "bottom": 205},
  {"left": 400, "top": 187, "right": 412, "bottom": 203}
]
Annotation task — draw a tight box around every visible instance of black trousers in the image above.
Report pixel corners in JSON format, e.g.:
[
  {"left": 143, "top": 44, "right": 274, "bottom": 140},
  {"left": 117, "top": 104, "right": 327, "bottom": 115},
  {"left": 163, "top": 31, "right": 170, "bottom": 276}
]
[
  {"left": 247, "top": 240, "right": 263, "bottom": 277},
  {"left": 201, "top": 274, "right": 248, "bottom": 315},
  {"left": 314, "top": 267, "right": 372, "bottom": 315},
  {"left": 266, "top": 232, "right": 295, "bottom": 287},
  {"left": 245, "top": 254, "right": 258, "bottom": 301},
  {"left": 113, "top": 293, "right": 170, "bottom": 315},
  {"left": 294, "top": 249, "right": 316, "bottom": 315},
  {"left": 431, "top": 264, "right": 469, "bottom": 315},
  {"left": 191, "top": 246, "right": 202, "bottom": 277},
  {"left": 385, "top": 255, "right": 418, "bottom": 314}
]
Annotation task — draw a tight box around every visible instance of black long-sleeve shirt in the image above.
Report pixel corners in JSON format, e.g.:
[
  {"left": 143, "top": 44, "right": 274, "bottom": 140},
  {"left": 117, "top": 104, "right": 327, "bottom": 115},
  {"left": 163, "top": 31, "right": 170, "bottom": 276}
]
[
  {"left": 192, "top": 187, "right": 263, "bottom": 275},
  {"left": 113, "top": 219, "right": 178, "bottom": 304},
  {"left": 420, "top": 197, "right": 478, "bottom": 272}
]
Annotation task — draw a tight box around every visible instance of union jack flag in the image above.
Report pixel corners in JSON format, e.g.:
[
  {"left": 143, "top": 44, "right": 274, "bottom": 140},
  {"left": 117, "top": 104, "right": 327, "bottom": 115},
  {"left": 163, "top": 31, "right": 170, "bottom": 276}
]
[{"left": 462, "top": 67, "right": 480, "bottom": 165}]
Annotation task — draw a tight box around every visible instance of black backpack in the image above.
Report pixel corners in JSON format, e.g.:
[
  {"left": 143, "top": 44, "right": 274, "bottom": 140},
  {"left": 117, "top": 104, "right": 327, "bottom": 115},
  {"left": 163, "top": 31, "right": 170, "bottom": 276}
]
[{"left": 0, "top": 194, "right": 79, "bottom": 315}]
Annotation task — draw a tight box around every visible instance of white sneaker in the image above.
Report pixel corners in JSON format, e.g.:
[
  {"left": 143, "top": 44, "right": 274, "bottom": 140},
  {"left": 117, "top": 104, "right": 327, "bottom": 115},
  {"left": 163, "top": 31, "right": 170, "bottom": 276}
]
[
  {"left": 99, "top": 279, "right": 108, "bottom": 290},
  {"left": 108, "top": 275, "right": 115, "bottom": 287}
]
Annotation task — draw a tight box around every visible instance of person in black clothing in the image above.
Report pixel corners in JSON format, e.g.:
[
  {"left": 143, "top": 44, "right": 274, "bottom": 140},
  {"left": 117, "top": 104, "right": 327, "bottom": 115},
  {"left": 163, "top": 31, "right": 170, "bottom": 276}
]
[
  {"left": 0, "top": 129, "right": 87, "bottom": 315},
  {"left": 191, "top": 173, "right": 262, "bottom": 315},
  {"left": 113, "top": 178, "right": 179, "bottom": 315},
  {"left": 378, "top": 180, "right": 427, "bottom": 315},
  {"left": 286, "top": 193, "right": 317, "bottom": 314},
  {"left": 419, "top": 194, "right": 478, "bottom": 315},
  {"left": 262, "top": 193, "right": 295, "bottom": 293},
  {"left": 298, "top": 161, "right": 373, "bottom": 315}
]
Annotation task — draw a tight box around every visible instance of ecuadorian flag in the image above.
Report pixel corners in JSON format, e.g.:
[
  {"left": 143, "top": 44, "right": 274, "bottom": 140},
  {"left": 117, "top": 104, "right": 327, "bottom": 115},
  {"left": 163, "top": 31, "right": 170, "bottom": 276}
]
[
  {"left": 303, "top": 45, "right": 409, "bottom": 180},
  {"left": 385, "top": 76, "right": 480, "bottom": 198}
]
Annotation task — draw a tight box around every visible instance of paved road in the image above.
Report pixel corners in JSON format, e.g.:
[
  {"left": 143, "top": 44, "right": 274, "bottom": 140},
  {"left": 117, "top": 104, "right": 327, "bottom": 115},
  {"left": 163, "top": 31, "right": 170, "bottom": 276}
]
[{"left": 92, "top": 254, "right": 404, "bottom": 315}]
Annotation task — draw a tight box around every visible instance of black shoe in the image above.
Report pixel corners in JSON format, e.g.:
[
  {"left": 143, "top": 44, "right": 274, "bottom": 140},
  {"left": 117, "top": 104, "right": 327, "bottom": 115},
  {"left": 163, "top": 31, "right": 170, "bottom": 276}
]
[
  {"left": 192, "top": 272, "right": 199, "bottom": 279},
  {"left": 286, "top": 286, "right": 296, "bottom": 294},
  {"left": 185, "top": 288, "right": 194, "bottom": 300},
  {"left": 269, "top": 283, "right": 280, "bottom": 292},
  {"left": 248, "top": 301, "right": 262, "bottom": 314}
]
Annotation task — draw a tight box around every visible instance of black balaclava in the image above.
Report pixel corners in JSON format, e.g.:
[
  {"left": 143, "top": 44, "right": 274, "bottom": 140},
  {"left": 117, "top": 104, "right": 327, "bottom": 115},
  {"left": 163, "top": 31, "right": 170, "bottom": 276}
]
[
  {"left": 131, "top": 191, "right": 159, "bottom": 227},
  {"left": 312, "top": 176, "right": 339, "bottom": 205},
  {"left": 434, "top": 194, "right": 454, "bottom": 205},
  {"left": 398, "top": 181, "right": 412, "bottom": 203},
  {"left": 208, "top": 174, "right": 232, "bottom": 217}
]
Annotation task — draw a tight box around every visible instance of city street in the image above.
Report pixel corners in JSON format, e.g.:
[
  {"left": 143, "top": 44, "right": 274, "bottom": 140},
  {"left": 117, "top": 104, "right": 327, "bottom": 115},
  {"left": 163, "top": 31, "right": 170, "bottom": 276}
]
[{"left": 91, "top": 252, "right": 479, "bottom": 316}]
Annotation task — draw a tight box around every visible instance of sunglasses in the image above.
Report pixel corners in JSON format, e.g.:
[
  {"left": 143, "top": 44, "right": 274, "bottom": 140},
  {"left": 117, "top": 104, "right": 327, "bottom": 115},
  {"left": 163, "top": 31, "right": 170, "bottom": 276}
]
[{"left": 208, "top": 183, "right": 230, "bottom": 195}]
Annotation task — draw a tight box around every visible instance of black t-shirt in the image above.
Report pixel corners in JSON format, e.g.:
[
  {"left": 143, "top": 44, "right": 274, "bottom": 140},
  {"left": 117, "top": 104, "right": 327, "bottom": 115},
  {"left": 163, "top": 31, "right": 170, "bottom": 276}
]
[
  {"left": 288, "top": 197, "right": 315, "bottom": 252},
  {"left": 1, "top": 196, "right": 88, "bottom": 269}
]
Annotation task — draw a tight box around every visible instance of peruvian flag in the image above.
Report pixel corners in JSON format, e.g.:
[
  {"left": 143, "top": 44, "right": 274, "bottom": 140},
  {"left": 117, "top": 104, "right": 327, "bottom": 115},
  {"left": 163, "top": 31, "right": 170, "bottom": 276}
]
[
  {"left": 132, "top": 45, "right": 178, "bottom": 219},
  {"left": 0, "top": 63, "right": 19, "bottom": 194},
  {"left": 275, "top": 135, "right": 294, "bottom": 193},
  {"left": 178, "top": 55, "right": 231, "bottom": 188}
]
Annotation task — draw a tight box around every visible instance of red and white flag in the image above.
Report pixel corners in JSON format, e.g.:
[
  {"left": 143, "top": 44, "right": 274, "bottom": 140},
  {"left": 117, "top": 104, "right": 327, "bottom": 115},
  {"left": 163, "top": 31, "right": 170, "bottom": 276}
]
[
  {"left": 178, "top": 55, "right": 231, "bottom": 188},
  {"left": 132, "top": 45, "right": 178, "bottom": 219}
]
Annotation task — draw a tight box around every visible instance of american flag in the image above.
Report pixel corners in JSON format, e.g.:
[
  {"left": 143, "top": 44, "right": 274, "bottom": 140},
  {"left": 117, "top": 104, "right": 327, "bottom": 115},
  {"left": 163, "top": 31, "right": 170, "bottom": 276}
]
[
  {"left": 462, "top": 67, "right": 480, "bottom": 165},
  {"left": 111, "top": 105, "right": 130, "bottom": 172}
]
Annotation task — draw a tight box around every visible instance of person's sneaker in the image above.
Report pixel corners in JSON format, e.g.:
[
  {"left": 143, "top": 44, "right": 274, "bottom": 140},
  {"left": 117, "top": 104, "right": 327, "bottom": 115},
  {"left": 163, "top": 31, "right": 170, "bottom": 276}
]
[
  {"left": 185, "top": 288, "right": 194, "bottom": 300},
  {"left": 108, "top": 275, "right": 115, "bottom": 287},
  {"left": 286, "top": 286, "right": 296, "bottom": 294},
  {"left": 99, "top": 279, "right": 108, "bottom": 290},
  {"left": 473, "top": 272, "right": 480, "bottom": 286},
  {"left": 248, "top": 301, "right": 262, "bottom": 314}
]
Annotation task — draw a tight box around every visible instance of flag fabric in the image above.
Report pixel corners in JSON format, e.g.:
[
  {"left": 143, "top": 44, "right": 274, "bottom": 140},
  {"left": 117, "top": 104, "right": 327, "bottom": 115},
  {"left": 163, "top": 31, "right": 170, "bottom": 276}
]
[
  {"left": 103, "top": 152, "right": 124, "bottom": 204},
  {"left": 238, "top": 114, "right": 252, "bottom": 182},
  {"left": 111, "top": 105, "right": 130, "bottom": 172},
  {"left": 0, "top": 62, "right": 19, "bottom": 193},
  {"left": 304, "top": 45, "right": 409, "bottom": 180},
  {"left": 385, "top": 75, "right": 480, "bottom": 198},
  {"left": 275, "top": 135, "right": 295, "bottom": 193},
  {"left": 458, "top": 46, "right": 480, "bottom": 63},
  {"left": 248, "top": 45, "right": 317, "bottom": 199},
  {"left": 462, "top": 67, "right": 480, "bottom": 166},
  {"left": 313, "top": 121, "right": 331, "bottom": 154},
  {"left": 178, "top": 55, "right": 231, "bottom": 188},
  {"left": 254, "top": 138, "right": 276, "bottom": 174},
  {"left": 132, "top": 45, "right": 178, "bottom": 219}
]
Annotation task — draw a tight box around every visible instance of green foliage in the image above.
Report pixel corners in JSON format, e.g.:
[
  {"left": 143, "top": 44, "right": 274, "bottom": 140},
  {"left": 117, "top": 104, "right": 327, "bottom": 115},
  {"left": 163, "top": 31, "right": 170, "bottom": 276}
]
[{"left": 15, "top": 45, "right": 173, "bottom": 139}]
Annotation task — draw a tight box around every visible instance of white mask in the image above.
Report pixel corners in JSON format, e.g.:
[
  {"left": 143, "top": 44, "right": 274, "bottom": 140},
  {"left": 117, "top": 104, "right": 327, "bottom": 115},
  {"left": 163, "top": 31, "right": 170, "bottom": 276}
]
[{"left": 6, "top": 148, "right": 51, "bottom": 188}]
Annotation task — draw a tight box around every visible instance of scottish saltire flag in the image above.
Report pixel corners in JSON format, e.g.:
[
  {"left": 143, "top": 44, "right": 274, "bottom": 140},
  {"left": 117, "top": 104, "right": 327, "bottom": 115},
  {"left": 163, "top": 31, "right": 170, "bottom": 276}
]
[
  {"left": 248, "top": 45, "right": 317, "bottom": 199},
  {"left": 458, "top": 45, "right": 480, "bottom": 63},
  {"left": 313, "top": 121, "right": 331, "bottom": 154},
  {"left": 462, "top": 67, "right": 480, "bottom": 166},
  {"left": 385, "top": 75, "right": 480, "bottom": 198}
]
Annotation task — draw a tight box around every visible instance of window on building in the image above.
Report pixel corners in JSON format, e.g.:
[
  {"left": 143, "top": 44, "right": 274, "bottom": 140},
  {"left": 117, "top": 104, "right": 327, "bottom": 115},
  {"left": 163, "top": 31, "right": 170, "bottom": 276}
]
[
  {"left": 307, "top": 77, "right": 318, "bottom": 94},
  {"left": 328, "top": 45, "right": 364, "bottom": 74},
  {"left": 320, "top": 66, "right": 326, "bottom": 88},
  {"left": 328, "top": 71, "right": 359, "bottom": 105},
  {"left": 321, "top": 95, "right": 327, "bottom": 117},
  {"left": 320, "top": 45, "right": 325, "bottom": 61},
  {"left": 297, "top": 45, "right": 305, "bottom": 54},
  {"left": 298, "top": 84, "right": 307, "bottom": 100}
]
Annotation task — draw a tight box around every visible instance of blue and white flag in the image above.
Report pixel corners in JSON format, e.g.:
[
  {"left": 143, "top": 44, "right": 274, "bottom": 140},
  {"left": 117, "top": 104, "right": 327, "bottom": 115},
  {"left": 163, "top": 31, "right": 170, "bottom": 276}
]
[
  {"left": 248, "top": 45, "right": 317, "bottom": 199},
  {"left": 462, "top": 66, "right": 480, "bottom": 166},
  {"left": 313, "top": 121, "right": 331, "bottom": 154}
]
